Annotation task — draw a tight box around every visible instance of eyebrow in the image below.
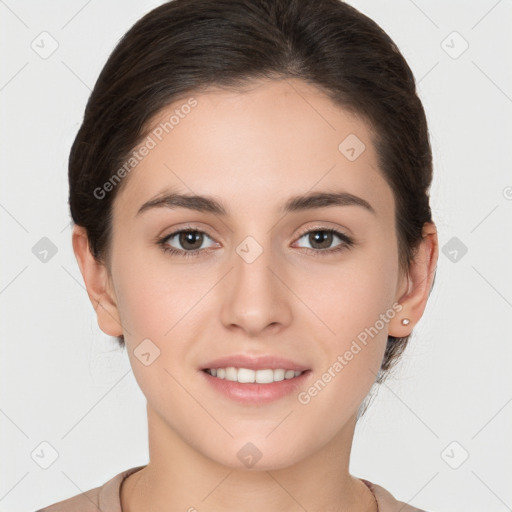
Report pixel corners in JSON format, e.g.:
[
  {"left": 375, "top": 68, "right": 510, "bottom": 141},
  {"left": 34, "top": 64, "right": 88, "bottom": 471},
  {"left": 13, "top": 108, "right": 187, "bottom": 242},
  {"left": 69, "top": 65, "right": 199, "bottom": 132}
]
[{"left": 136, "top": 190, "right": 376, "bottom": 217}]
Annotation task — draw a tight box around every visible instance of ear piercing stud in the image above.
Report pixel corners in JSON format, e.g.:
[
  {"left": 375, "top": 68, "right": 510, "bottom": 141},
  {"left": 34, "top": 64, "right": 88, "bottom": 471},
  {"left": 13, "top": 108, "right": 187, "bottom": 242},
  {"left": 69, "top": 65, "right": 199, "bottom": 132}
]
[{"left": 401, "top": 318, "right": 410, "bottom": 326}]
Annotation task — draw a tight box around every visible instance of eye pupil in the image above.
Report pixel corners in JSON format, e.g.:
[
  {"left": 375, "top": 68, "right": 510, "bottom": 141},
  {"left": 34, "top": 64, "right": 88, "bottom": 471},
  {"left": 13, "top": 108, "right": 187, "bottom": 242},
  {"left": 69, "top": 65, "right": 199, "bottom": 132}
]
[
  {"left": 310, "top": 230, "right": 333, "bottom": 249},
  {"left": 180, "top": 231, "right": 203, "bottom": 250}
]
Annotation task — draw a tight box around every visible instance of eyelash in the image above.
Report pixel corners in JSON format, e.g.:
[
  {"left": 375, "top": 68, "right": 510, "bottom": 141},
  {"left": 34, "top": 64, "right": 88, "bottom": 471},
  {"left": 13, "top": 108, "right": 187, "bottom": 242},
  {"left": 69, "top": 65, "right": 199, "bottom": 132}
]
[{"left": 157, "top": 226, "right": 355, "bottom": 259}]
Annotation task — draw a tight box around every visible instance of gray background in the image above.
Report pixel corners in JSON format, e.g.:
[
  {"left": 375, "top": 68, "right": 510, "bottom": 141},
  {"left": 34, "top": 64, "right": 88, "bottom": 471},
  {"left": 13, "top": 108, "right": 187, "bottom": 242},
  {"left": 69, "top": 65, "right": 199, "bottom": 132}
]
[{"left": 1, "top": 1, "right": 511, "bottom": 510}]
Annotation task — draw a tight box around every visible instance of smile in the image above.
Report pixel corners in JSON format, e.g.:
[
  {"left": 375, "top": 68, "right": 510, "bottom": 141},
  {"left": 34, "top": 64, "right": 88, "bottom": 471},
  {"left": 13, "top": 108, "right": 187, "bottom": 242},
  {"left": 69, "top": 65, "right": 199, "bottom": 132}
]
[{"left": 204, "top": 367, "right": 304, "bottom": 384}]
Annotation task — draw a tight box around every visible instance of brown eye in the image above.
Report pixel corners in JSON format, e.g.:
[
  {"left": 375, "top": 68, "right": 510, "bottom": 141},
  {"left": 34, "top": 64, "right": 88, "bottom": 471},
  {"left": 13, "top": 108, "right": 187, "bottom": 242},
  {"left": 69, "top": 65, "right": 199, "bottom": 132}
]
[
  {"left": 308, "top": 230, "right": 334, "bottom": 250},
  {"left": 294, "top": 228, "right": 354, "bottom": 255},
  {"left": 177, "top": 231, "right": 204, "bottom": 251},
  {"left": 159, "top": 229, "right": 217, "bottom": 258}
]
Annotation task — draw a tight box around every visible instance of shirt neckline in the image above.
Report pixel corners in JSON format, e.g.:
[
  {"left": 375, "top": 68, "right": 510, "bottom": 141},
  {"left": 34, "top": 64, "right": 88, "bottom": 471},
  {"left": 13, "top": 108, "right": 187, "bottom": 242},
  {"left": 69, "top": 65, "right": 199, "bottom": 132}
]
[{"left": 108, "top": 466, "right": 381, "bottom": 512}]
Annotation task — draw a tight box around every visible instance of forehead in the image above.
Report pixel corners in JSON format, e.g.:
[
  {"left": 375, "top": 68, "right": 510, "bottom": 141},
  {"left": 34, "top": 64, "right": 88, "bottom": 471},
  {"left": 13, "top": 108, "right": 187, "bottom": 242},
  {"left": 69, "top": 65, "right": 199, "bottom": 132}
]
[{"left": 113, "top": 78, "right": 394, "bottom": 222}]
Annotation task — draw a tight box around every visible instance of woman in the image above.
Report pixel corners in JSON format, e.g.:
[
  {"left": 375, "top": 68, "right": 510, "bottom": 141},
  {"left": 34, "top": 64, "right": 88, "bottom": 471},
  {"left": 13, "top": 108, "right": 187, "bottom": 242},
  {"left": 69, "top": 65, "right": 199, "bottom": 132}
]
[{"left": 38, "top": 0, "right": 438, "bottom": 510}]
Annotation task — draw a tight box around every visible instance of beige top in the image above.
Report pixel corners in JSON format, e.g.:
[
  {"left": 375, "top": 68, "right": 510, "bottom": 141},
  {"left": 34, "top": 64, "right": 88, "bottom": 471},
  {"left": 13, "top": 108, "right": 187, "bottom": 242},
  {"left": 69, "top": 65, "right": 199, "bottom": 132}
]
[{"left": 36, "top": 466, "right": 429, "bottom": 511}]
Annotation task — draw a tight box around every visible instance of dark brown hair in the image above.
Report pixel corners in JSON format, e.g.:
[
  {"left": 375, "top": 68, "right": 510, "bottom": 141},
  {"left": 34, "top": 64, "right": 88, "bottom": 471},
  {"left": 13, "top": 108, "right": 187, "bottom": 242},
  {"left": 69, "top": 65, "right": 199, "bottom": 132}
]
[{"left": 68, "top": 0, "right": 435, "bottom": 383}]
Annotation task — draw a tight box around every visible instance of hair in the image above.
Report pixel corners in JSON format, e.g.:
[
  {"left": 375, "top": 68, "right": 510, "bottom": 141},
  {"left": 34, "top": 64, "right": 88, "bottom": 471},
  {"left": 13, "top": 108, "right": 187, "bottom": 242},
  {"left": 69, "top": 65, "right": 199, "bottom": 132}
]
[{"left": 68, "top": 0, "right": 435, "bottom": 385}]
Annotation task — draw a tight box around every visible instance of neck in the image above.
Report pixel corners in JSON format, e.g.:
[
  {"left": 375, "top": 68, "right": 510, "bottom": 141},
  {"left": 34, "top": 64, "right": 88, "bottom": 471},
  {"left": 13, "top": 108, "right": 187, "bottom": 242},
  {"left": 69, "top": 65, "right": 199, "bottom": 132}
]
[{"left": 121, "top": 405, "right": 377, "bottom": 512}]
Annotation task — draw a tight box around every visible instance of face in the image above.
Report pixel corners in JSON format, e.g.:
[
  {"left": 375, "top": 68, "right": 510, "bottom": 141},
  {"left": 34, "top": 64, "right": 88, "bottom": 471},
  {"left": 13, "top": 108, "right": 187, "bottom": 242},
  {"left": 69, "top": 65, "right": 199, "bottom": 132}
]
[{"left": 105, "top": 78, "right": 408, "bottom": 469}]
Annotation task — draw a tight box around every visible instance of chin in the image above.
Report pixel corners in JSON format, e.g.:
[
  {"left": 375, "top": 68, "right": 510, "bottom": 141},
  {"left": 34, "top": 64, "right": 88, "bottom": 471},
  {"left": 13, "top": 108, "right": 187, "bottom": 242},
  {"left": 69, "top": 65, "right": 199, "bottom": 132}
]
[{"left": 200, "top": 435, "right": 313, "bottom": 472}]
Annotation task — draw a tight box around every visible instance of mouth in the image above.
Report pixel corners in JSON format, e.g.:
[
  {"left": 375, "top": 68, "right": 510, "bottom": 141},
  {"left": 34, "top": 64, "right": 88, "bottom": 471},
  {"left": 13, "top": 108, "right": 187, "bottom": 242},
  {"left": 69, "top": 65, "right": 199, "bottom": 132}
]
[
  {"left": 200, "top": 360, "right": 311, "bottom": 404},
  {"left": 202, "top": 367, "right": 306, "bottom": 384},
  {"left": 199, "top": 355, "right": 311, "bottom": 403}
]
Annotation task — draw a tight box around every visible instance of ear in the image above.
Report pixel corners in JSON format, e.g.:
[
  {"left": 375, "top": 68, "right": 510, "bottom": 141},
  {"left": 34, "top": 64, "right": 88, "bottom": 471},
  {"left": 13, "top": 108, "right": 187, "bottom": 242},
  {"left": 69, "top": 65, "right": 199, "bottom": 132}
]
[
  {"left": 389, "top": 221, "right": 439, "bottom": 337},
  {"left": 71, "top": 225, "right": 123, "bottom": 337}
]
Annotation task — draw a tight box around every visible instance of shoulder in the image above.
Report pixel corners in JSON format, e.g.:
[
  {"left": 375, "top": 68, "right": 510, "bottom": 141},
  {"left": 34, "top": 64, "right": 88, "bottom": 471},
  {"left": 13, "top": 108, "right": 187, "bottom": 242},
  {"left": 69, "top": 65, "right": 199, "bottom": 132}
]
[
  {"left": 35, "top": 485, "right": 102, "bottom": 512},
  {"left": 35, "top": 466, "right": 146, "bottom": 512},
  {"left": 361, "top": 479, "right": 431, "bottom": 512}
]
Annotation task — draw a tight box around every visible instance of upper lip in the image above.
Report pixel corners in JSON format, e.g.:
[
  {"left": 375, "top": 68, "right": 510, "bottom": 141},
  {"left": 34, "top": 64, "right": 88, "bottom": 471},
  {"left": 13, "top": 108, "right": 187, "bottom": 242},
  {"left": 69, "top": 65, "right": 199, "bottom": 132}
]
[{"left": 201, "top": 354, "right": 309, "bottom": 372}]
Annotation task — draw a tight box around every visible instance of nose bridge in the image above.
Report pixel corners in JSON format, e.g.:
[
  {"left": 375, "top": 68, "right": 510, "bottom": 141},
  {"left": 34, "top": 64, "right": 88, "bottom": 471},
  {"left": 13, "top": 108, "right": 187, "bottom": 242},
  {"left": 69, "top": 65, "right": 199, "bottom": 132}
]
[{"left": 219, "top": 233, "right": 292, "bottom": 334}]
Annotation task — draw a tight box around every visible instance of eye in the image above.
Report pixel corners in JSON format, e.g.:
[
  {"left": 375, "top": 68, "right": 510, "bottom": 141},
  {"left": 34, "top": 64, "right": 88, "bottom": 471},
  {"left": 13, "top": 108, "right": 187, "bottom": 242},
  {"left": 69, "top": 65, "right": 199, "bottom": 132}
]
[
  {"left": 158, "top": 229, "right": 218, "bottom": 258},
  {"left": 293, "top": 228, "right": 354, "bottom": 256},
  {"left": 157, "top": 226, "right": 354, "bottom": 259}
]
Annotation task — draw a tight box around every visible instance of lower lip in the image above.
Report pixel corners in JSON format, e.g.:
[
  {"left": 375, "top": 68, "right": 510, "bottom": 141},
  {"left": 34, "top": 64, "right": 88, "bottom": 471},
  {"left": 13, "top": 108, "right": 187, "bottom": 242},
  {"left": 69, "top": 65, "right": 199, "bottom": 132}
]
[{"left": 200, "top": 370, "right": 311, "bottom": 404}]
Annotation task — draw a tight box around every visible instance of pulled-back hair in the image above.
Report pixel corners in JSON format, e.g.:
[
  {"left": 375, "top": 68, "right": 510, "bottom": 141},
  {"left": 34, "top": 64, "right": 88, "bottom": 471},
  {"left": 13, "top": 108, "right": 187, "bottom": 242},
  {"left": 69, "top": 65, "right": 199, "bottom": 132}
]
[{"left": 68, "top": 0, "right": 435, "bottom": 382}]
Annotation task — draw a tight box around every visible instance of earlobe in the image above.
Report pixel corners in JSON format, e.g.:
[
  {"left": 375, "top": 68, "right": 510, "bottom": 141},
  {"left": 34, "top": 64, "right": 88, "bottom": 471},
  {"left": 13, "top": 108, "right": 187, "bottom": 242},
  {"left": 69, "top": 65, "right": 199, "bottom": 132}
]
[
  {"left": 71, "top": 225, "right": 123, "bottom": 337},
  {"left": 389, "top": 222, "right": 439, "bottom": 337}
]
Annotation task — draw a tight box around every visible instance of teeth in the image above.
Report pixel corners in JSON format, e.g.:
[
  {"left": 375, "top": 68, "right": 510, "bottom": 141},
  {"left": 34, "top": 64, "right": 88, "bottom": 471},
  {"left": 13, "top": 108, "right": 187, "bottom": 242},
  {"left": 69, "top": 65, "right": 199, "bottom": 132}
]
[
  {"left": 225, "top": 367, "right": 237, "bottom": 381},
  {"left": 255, "top": 369, "right": 273, "bottom": 384},
  {"left": 238, "top": 368, "right": 256, "bottom": 383},
  {"left": 206, "top": 367, "right": 304, "bottom": 383},
  {"left": 273, "top": 369, "right": 285, "bottom": 381}
]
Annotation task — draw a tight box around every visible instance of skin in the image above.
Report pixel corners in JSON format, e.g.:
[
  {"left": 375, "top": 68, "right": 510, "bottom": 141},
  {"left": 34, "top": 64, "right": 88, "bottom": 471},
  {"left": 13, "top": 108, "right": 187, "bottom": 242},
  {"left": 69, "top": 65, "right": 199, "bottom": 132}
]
[{"left": 73, "top": 78, "right": 438, "bottom": 511}]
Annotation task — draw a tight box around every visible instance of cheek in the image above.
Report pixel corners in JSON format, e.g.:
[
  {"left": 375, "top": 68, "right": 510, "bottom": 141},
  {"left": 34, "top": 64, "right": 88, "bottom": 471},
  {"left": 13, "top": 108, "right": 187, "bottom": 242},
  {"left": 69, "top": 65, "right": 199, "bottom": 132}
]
[
  {"left": 113, "top": 245, "right": 203, "bottom": 339},
  {"left": 112, "top": 250, "right": 213, "bottom": 394},
  {"left": 298, "top": 240, "right": 400, "bottom": 343},
  {"left": 114, "top": 274, "right": 167, "bottom": 341},
  {"left": 292, "top": 253, "right": 398, "bottom": 431},
  {"left": 113, "top": 263, "right": 195, "bottom": 409}
]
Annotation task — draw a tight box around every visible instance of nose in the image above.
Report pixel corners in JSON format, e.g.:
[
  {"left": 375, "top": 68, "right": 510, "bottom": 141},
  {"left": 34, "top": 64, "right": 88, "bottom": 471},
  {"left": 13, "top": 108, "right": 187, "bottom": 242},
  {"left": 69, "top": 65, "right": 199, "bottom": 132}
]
[{"left": 219, "top": 239, "right": 293, "bottom": 337}]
